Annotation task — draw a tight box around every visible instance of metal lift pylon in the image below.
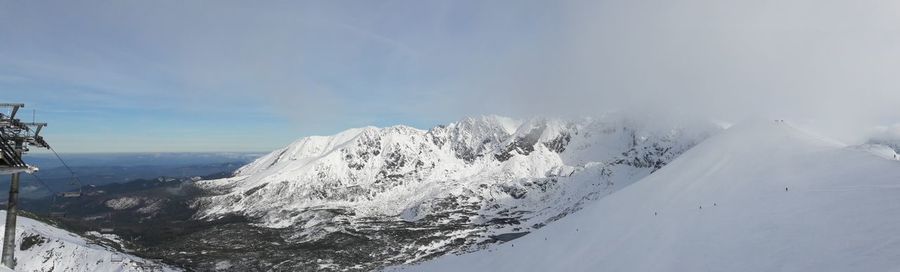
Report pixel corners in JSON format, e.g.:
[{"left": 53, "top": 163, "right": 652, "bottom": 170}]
[{"left": 0, "top": 103, "right": 50, "bottom": 269}]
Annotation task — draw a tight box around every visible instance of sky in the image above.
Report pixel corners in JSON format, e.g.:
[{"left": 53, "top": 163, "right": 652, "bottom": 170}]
[{"left": 2, "top": 0, "right": 900, "bottom": 152}]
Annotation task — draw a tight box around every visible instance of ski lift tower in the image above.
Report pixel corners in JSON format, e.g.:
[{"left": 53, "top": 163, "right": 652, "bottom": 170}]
[{"left": 0, "top": 103, "right": 49, "bottom": 269}]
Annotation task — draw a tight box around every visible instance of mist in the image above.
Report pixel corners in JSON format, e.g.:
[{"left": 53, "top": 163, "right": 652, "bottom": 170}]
[
  {"left": 3, "top": 0, "right": 899, "bottom": 142},
  {"left": 455, "top": 2, "right": 896, "bottom": 116},
  {"left": 445, "top": 0, "right": 900, "bottom": 142}
]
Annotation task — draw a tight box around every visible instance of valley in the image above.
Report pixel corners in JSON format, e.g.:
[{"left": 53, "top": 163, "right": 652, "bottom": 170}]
[
  {"left": 11, "top": 118, "right": 900, "bottom": 271},
  {"left": 15, "top": 116, "right": 718, "bottom": 271}
]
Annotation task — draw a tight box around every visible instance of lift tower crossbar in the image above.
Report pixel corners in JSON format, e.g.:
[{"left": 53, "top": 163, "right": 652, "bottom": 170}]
[{"left": 0, "top": 103, "right": 50, "bottom": 269}]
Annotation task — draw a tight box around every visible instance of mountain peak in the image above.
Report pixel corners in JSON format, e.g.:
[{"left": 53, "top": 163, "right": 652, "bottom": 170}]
[
  {"left": 403, "top": 118, "right": 900, "bottom": 272},
  {"left": 193, "top": 115, "right": 719, "bottom": 269}
]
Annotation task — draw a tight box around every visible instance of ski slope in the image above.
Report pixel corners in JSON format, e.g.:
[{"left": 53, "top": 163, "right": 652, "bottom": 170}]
[
  {"left": 397, "top": 120, "right": 900, "bottom": 272},
  {"left": 0, "top": 211, "right": 177, "bottom": 272}
]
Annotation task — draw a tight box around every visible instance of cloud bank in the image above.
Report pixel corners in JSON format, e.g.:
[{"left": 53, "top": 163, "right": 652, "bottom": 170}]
[{"left": 2, "top": 0, "right": 899, "bottom": 140}]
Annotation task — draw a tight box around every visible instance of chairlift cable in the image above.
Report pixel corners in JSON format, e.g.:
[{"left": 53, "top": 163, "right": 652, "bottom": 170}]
[
  {"left": 26, "top": 172, "right": 55, "bottom": 195},
  {"left": 26, "top": 173, "right": 57, "bottom": 215},
  {"left": 48, "top": 145, "right": 84, "bottom": 192}
]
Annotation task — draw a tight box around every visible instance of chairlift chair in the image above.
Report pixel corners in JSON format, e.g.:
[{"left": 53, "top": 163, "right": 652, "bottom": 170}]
[
  {"left": 49, "top": 212, "right": 67, "bottom": 218},
  {"left": 110, "top": 255, "right": 124, "bottom": 263},
  {"left": 60, "top": 191, "right": 81, "bottom": 198}
]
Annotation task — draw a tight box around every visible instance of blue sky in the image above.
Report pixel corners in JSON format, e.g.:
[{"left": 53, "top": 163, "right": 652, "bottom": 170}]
[
  {"left": 0, "top": 1, "right": 562, "bottom": 152},
  {"left": 3, "top": 0, "right": 900, "bottom": 152}
]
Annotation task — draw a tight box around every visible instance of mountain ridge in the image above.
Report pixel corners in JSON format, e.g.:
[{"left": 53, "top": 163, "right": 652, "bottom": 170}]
[
  {"left": 0, "top": 211, "right": 176, "bottom": 271},
  {"left": 190, "top": 115, "right": 719, "bottom": 270},
  {"left": 400, "top": 120, "right": 900, "bottom": 272}
]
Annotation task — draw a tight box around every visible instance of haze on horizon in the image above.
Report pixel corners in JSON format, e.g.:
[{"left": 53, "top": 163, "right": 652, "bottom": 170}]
[{"left": 2, "top": 0, "right": 899, "bottom": 153}]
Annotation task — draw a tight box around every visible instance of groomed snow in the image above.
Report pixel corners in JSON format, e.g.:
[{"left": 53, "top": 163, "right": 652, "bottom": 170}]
[{"left": 395, "top": 120, "right": 900, "bottom": 272}]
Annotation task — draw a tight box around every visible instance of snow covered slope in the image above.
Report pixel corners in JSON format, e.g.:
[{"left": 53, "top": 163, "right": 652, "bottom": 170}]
[
  {"left": 192, "top": 115, "right": 718, "bottom": 268},
  {"left": 398, "top": 120, "right": 900, "bottom": 272},
  {"left": 0, "top": 211, "right": 176, "bottom": 272}
]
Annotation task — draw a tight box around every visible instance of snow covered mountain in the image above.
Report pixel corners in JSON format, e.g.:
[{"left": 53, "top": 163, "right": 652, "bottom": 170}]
[
  {"left": 396, "top": 120, "right": 900, "bottom": 272},
  {"left": 0, "top": 211, "right": 176, "bottom": 271},
  {"left": 192, "top": 115, "right": 718, "bottom": 269}
]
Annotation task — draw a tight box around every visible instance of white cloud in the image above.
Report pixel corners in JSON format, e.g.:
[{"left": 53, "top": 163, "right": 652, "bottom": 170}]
[{"left": 2, "top": 0, "right": 899, "bottom": 138}]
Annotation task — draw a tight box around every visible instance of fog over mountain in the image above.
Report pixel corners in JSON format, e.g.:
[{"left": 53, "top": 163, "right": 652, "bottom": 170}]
[
  {"left": 443, "top": 0, "right": 900, "bottom": 143},
  {"left": 5, "top": 0, "right": 899, "bottom": 140},
  {"left": 3, "top": 0, "right": 900, "bottom": 271}
]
